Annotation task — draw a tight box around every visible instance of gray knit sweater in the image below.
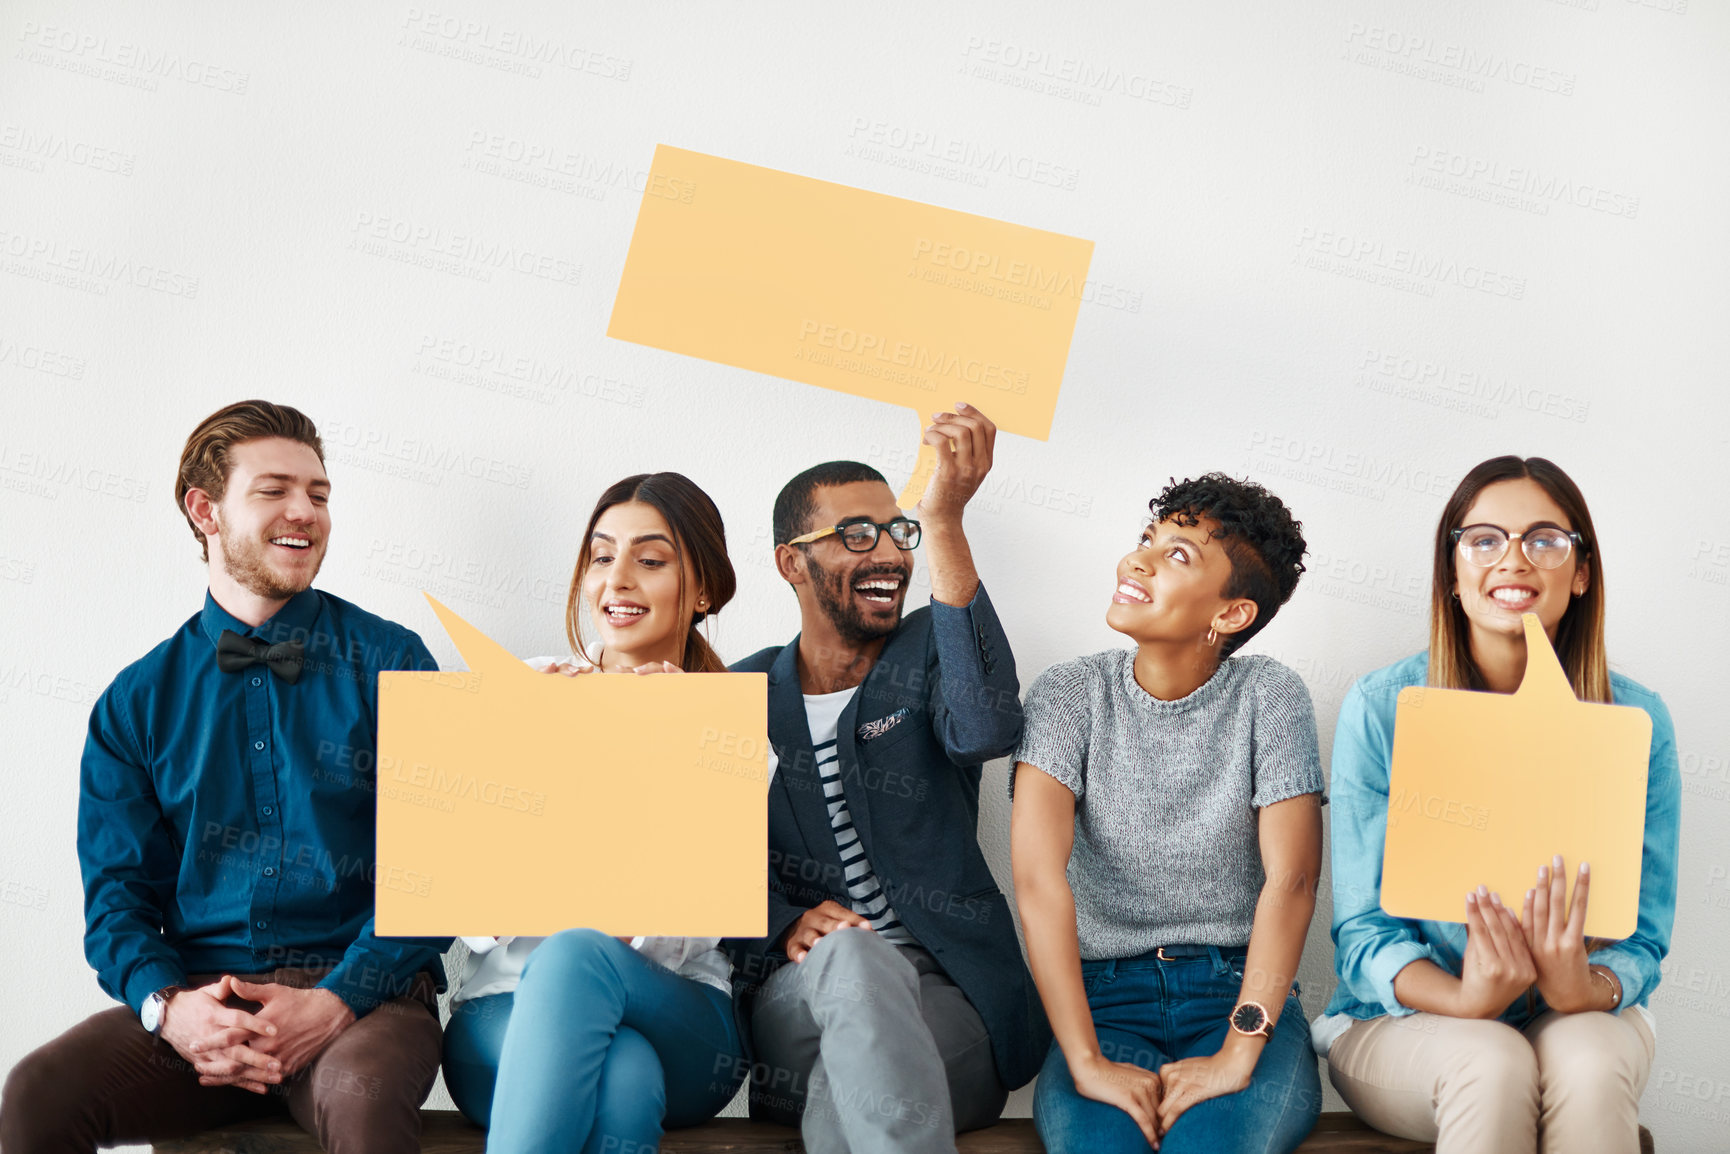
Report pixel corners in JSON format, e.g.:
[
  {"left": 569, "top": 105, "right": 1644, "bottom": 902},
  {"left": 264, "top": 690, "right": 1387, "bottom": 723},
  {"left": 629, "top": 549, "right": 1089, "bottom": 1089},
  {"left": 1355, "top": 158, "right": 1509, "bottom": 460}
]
[{"left": 1012, "top": 649, "right": 1324, "bottom": 959}]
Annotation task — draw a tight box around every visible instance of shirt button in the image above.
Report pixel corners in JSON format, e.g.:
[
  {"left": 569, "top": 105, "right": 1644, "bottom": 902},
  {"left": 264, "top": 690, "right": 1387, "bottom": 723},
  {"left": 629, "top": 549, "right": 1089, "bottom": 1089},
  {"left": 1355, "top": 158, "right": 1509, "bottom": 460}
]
[
  {"left": 263, "top": 867, "right": 275, "bottom": 877},
  {"left": 256, "top": 920, "right": 267, "bottom": 930},
  {"left": 261, "top": 806, "right": 273, "bottom": 816},
  {"left": 254, "top": 740, "right": 265, "bottom": 751},
  {"left": 251, "top": 676, "right": 262, "bottom": 686}
]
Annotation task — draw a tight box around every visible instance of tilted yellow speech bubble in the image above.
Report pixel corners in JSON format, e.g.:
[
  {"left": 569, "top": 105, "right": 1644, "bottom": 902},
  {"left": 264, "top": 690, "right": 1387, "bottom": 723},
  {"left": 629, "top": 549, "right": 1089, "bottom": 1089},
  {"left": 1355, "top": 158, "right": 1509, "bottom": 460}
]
[
  {"left": 373, "top": 594, "right": 768, "bottom": 938},
  {"left": 1382, "top": 613, "right": 1651, "bottom": 938},
  {"left": 607, "top": 144, "right": 1095, "bottom": 507}
]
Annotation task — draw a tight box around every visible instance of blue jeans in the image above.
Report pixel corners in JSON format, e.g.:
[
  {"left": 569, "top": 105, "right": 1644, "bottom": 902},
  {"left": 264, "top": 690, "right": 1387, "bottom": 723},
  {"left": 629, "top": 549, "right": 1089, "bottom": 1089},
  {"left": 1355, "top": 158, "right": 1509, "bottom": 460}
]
[
  {"left": 1034, "top": 947, "right": 1321, "bottom": 1154},
  {"left": 442, "top": 930, "right": 745, "bottom": 1154}
]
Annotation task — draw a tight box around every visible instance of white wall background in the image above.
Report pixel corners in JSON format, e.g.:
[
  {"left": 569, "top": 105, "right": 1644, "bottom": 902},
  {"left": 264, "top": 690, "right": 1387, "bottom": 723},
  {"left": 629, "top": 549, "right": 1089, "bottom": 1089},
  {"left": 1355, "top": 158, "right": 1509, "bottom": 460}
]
[{"left": 3, "top": 1, "right": 1727, "bottom": 1148}]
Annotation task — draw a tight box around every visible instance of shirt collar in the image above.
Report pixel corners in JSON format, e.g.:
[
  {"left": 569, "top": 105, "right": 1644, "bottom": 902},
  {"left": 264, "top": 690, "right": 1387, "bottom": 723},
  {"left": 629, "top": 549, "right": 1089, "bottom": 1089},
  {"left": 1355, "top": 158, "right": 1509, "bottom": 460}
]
[{"left": 199, "top": 588, "right": 323, "bottom": 648}]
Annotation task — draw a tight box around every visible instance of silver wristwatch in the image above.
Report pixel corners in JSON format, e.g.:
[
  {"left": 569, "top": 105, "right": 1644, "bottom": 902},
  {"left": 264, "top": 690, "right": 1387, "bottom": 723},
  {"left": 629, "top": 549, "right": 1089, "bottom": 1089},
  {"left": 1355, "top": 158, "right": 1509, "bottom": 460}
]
[{"left": 140, "top": 985, "right": 187, "bottom": 1035}]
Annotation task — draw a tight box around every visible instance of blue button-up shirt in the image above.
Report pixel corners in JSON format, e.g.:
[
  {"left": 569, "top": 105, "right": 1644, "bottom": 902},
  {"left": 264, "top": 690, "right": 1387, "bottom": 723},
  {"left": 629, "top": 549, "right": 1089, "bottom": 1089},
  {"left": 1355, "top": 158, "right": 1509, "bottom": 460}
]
[
  {"left": 1323, "top": 651, "right": 1680, "bottom": 1031},
  {"left": 79, "top": 588, "right": 450, "bottom": 1017}
]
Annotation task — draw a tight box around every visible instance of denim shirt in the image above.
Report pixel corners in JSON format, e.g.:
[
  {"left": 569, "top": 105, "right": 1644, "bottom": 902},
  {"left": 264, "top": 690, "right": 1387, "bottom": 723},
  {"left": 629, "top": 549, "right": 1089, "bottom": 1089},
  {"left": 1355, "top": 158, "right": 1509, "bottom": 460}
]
[
  {"left": 1321, "top": 651, "right": 1679, "bottom": 1036},
  {"left": 78, "top": 589, "right": 451, "bottom": 1017}
]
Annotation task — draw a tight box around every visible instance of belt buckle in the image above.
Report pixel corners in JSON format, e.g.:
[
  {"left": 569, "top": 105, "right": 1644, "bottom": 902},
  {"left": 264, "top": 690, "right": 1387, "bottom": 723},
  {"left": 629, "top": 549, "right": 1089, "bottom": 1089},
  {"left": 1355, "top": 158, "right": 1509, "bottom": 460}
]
[{"left": 1156, "top": 947, "right": 1173, "bottom": 962}]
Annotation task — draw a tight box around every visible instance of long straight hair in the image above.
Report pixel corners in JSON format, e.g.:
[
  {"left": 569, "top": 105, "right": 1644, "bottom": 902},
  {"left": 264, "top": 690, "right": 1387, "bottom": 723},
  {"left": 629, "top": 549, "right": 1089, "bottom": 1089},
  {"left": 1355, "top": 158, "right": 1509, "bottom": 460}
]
[
  {"left": 1427, "top": 456, "right": 1610, "bottom": 703},
  {"left": 565, "top": 473, "right": 736, "bottom": 674}
]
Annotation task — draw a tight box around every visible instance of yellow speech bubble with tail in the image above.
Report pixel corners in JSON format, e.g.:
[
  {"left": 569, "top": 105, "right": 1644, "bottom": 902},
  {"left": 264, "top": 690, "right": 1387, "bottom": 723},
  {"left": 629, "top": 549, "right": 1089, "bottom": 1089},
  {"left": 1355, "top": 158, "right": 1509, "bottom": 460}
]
[
  {"left": 373, "top": 594, "right": 768, "bottom": 938},
  {"left": 1382, "top": 613, "right": 1651, "bottom": 938}
]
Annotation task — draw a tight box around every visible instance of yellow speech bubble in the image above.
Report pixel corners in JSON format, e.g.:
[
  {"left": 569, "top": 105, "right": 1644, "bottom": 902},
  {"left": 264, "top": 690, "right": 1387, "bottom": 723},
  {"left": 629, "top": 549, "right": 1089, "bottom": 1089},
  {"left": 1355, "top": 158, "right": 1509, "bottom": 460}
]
[
  {"left": 1382, "top": 613, "right": 1651, "bottom": 938},
  {"left": 607, "top": 144, "right": 1095, "bottom": 507},
  {"left": 373, "top": 595, "right": 768, "bottom": 938}
]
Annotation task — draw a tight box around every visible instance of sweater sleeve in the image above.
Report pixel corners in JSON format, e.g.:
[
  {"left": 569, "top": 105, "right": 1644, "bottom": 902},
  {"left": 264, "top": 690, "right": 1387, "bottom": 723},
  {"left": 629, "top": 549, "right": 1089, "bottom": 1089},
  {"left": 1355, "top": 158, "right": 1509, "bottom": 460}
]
[{"left": 1010, "top": 658, "right": 1092, "bottom": 798}]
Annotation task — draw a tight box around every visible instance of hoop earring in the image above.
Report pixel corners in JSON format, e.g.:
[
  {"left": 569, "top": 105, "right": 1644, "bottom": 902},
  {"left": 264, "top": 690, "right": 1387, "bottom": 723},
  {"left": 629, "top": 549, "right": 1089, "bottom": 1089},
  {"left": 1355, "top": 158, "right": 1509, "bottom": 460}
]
[{"left": 1205, "top": 627, "right": 1218, "bottom": 647}]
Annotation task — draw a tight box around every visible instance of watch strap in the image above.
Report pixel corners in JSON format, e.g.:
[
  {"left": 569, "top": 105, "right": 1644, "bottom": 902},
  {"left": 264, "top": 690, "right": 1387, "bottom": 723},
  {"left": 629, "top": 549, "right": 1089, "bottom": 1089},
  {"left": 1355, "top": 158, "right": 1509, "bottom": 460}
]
[{"left": 144, "top": 984, "right": 188, "bottom": 1034}]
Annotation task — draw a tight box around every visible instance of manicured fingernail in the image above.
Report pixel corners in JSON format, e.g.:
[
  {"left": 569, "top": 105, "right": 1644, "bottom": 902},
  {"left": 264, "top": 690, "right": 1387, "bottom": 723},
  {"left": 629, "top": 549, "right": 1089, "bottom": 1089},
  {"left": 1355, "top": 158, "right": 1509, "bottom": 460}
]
[
  {"left": 1580, "top": 862, "right": 1589, "bottom": 875},
  {"left": 1490, "top": 892, "right": 1503, "bottom": 908},
  {"left": 1553, "top": 854, "right": 1564, "bottom": 870},
  {"left": 1526, "top": 889, "right": 1535, "bottom": 902},
  {"left": 1466, "top": 891, "right": 1477, "bottom": 905},
  {"left": 1477, "top": 884, "right": 1489, "bottom": 897},
  {"left": 1538, "top": 866, "right": 1548, "bottom": 882}
]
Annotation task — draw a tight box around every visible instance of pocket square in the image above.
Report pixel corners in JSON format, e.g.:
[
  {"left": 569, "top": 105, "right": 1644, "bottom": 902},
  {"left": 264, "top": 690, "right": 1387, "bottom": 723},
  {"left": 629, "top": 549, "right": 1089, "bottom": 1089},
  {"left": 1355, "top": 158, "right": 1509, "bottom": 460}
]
[{"left": 857, "top": 707, "right": 911, "bottom": 743}]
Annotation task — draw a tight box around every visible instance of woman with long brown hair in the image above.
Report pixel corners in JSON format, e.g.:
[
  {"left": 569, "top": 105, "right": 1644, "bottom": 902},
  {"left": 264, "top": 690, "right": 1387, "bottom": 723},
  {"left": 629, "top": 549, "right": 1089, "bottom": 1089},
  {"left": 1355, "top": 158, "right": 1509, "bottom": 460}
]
[
  {"left": 1315, "top": 456, "right": 1679, "bottom": 1153},
  {"left": 440, "top": 473, "right": 747, "bottom": 1153}
]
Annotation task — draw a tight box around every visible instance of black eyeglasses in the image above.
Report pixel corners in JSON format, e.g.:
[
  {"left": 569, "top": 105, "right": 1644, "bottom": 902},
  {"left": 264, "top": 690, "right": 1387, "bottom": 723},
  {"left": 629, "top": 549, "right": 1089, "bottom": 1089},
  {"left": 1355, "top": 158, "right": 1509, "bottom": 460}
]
[
  {"left": 787, "top": 517, "right": 922, "bottom": 552},
  {"left": 1451, "top": 523, "right": 1584, "bottom": 570}
]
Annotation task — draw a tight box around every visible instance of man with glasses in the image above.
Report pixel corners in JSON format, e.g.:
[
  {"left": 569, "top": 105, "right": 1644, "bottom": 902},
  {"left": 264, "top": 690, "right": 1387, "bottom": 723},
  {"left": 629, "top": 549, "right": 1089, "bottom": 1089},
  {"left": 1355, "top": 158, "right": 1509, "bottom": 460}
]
[{"left": 724, "top": 403, "right": 1047, "bottom": 1153}]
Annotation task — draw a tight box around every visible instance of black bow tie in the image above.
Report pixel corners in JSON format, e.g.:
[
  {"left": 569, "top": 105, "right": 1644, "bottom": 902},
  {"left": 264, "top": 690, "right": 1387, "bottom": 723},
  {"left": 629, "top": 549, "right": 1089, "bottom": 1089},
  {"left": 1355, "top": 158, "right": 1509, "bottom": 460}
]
[{"left": 216, "top": 630, "right": 305, "bottom": 684}]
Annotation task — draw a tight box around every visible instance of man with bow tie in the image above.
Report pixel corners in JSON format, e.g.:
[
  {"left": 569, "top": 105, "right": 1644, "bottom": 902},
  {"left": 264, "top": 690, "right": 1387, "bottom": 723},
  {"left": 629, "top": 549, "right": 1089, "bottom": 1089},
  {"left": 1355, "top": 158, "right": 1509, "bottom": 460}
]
[
  {"left": 1, "top": 400, "right": 450, "bottom": 1154},
  {"left": 723, "top": 404, "right": 1050, "bottom": 1154}
]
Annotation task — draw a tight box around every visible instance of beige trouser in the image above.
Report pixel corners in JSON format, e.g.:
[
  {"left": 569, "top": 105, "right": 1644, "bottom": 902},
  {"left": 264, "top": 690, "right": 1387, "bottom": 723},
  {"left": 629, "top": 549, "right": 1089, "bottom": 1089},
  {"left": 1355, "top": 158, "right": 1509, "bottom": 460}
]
[{"left": 1325, "top": 1008, "right": 1654, "bottom": 1154}]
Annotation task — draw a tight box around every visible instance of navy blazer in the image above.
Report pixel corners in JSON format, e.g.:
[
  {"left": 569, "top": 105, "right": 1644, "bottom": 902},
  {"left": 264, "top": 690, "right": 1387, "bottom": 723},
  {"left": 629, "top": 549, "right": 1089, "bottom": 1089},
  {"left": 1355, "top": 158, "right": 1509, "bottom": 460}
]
[{"left": 723, "top": 584, "right": 1050, "bottom": 1091}]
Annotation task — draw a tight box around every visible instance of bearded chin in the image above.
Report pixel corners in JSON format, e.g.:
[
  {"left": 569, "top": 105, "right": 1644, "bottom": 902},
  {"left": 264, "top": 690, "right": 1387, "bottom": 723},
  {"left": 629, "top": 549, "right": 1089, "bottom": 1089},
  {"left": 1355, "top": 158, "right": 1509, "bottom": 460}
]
[
  {"left": 216, "top": 524, "right": 318, "bottom": 600},
  {"left": 810, "top": 558, "right": 899, "bottom": 645}
]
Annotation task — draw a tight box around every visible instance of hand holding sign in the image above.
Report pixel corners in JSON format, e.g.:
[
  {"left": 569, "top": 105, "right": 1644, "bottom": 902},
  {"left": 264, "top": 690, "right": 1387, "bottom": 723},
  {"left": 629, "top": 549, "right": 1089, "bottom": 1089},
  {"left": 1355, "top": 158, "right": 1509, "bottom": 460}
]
[
  {"left": 1383, "top": 613, "right": 1650, "bottom": 938},
  {"left": 915, "top": 403, "right": 996, "bottom": 522}
]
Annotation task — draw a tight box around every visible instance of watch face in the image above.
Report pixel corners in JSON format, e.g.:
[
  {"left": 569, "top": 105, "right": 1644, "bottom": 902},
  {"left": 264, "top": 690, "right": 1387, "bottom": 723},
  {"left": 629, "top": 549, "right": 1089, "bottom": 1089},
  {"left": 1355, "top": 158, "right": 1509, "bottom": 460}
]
[
  {"left": 1230, "top": 1002, "right": 1266, "bottom": 1034},
  {"left": 141, "top": 993, "right": 163, "bottom": 1033}
]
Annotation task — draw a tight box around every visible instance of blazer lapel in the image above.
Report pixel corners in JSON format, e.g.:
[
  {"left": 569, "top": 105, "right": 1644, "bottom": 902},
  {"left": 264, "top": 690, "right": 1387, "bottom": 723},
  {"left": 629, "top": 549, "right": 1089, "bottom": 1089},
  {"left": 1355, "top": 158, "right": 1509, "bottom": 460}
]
[{"left": 767, "top": 637, "right": 847, "bottom": 892}]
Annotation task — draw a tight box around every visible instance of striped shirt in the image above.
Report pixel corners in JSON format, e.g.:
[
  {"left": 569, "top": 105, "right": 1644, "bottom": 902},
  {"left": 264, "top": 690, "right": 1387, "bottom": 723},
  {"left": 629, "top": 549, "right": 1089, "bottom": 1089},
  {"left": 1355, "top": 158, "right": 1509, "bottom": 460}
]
[{"left": 805, "top": 689, "right": 915, "bottom": 945}]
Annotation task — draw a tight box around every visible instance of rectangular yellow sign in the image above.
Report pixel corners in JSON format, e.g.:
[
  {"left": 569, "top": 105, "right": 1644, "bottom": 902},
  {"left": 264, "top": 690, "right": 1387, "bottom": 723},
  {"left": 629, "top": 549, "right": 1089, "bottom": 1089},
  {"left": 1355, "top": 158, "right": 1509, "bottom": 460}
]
[
  {"left": 374, "top": 596, "right": 769, "bottom": 938},
  {"left": 608, "top": 144, "right": 1094, "bottom": 443}
]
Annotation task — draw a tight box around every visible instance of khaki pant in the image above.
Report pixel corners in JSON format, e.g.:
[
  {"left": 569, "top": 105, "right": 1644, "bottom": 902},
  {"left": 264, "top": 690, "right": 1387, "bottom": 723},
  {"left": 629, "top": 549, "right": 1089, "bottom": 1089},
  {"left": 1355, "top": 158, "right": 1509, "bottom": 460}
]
[
  {"left": 1325, "top": 1008, "right": 1655, "bottom": 1154},
  {"left": 0, "top": 967, "right": 442, "bottom": 1154}
]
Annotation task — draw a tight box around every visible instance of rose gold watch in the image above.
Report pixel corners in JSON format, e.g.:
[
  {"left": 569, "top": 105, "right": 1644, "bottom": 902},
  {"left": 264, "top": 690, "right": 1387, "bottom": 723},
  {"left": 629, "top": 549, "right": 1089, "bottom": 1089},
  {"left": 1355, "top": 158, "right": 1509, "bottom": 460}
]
[{"left": 1229, "top": 1000, "right": 1272, "bottom": 1039}]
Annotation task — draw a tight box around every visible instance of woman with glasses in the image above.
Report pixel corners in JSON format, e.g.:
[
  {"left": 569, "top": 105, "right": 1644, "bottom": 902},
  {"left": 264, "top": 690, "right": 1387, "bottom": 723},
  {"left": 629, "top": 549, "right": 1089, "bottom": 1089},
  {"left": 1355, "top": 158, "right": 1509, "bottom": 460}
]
[
  {"left": 1317, "top": 456, "right": 1679, "bottom": 1154},
  {"left": 441, "top": 472, "right": 748, "bottom": 1154}
]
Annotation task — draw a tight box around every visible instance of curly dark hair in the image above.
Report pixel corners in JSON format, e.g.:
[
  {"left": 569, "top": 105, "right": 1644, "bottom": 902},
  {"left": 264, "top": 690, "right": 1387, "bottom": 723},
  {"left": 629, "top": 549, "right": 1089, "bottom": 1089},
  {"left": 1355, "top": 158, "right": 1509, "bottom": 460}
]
[{"left": 1149, "top": 472, "right": 1307, "bottom": 655}]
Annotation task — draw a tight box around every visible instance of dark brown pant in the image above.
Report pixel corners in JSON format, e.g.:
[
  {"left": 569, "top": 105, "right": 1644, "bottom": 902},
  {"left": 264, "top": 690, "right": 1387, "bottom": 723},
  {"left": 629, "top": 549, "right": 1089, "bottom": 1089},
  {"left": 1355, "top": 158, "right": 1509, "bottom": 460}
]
[{"left": 0, "top": 967, "right": 442, "bottom": 1154}]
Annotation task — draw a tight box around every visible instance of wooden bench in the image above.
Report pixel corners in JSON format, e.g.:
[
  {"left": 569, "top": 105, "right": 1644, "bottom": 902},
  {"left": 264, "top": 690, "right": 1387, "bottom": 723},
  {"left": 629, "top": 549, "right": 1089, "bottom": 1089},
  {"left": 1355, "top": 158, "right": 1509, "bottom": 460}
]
[{"left": 152, "top": 1110, "right": 1656, "bottom": 1152}]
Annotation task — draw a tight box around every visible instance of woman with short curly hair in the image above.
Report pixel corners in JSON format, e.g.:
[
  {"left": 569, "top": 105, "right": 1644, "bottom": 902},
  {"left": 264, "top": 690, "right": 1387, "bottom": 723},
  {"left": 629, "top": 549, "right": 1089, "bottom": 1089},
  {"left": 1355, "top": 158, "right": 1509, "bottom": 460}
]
[{"left": 1010, "top": 473, "right": 1325, "bottom": 1153}]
